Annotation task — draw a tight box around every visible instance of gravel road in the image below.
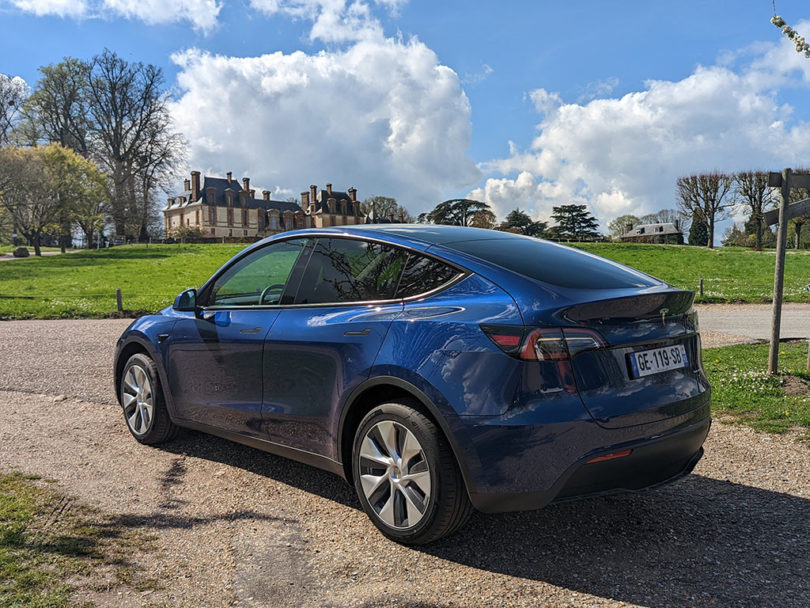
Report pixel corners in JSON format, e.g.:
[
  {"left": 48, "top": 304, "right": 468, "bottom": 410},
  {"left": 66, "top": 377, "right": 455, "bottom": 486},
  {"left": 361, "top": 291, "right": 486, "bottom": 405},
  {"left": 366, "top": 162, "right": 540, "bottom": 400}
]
[{"left": 0, "top": 317, "right": 808, "bottom": 607}]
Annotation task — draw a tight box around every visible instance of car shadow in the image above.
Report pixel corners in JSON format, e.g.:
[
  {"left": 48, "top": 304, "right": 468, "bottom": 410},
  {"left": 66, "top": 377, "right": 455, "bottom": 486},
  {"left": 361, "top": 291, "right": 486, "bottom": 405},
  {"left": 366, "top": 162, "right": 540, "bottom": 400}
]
[{"left": 160, "top": 432, "right": 808, "bottom": 607}]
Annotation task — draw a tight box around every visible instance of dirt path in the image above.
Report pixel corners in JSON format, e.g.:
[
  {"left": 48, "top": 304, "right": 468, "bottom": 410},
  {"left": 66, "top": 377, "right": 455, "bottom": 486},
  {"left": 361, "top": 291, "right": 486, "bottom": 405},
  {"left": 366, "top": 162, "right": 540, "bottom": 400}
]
[{"left": 0, "top": 319, "right": 808, "bottom": 607}]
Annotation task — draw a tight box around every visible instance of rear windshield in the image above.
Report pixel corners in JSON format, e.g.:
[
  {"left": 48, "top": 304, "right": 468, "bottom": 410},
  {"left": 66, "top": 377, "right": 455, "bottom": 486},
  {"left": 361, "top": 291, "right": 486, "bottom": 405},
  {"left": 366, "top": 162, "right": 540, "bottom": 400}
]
[{"left": 444, "top": 238, "right": 660, "bottom": 289}]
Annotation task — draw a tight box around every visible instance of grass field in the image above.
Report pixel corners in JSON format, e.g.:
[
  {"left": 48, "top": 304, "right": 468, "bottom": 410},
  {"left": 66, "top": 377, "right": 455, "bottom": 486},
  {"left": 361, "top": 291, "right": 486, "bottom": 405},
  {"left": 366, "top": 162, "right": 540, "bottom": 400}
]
[
  {"left": 705, "top": 341, "right": 810, "bottom": 438},
  {"left": 0, "top": 472, "right": 158, "bottom": 607},
  {"left": 573, "top": 242, "right": 810, "bottom": 303},
  {"left": 0, "top": 241, "right": 809, "bottom": 318}
]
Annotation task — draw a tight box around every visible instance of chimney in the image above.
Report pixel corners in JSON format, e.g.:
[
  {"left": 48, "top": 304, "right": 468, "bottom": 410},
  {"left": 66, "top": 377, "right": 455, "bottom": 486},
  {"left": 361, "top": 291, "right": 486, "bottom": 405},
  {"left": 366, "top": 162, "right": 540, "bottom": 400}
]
[
  {"left": 388, "top": 213, "right": 394, "bottom": 223},
  {"left": 301, "top": 191, "right": 310, "bottom": 207},
  {"left": 191, "top": 171, "right": 200, "bottom": 202},
  {"left": 326, "top": 183, "right": 332, "bottom": 195},
  {"left": 348, "top": 187, "right": 357, "bottom": 202},
  {"left": 263, "top": 190, "right": 270, "bottom": 201},
  {"left": 242, "top": 177, "right": 250, "bottom": 193},
  {"left": 625, "top": 223, "right": 633, "bottom": 234},
  {"left": 399, "top": 213, "right": 404, "bottom": 223},
  {"left": 184, "top": 178, "right": 191, "bottom": 192},
  {"left": 225, "top": 188, "right": 234, "bottom": 206},
  {"left": 310, "top": 185, "right": 317, "bottom": 205},
  {"left": 206, "top": 186, "right": 216, "bottom": 205},
  {"left": 226, "top": 171, "right": 232, "bottom": 183},
  {"left": 250, "top": 189, "right": 255, "bottom": 199}
]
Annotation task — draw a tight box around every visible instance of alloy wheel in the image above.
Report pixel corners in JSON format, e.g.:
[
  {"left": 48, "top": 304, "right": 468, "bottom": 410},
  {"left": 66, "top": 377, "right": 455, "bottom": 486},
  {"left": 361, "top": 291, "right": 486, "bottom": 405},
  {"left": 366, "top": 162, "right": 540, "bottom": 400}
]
[
  {"left": 358, "top": 420, "right": 432, "bottom": 529},
  {"left": 122, "top": 364, "right": 154, "bottom": 436}
]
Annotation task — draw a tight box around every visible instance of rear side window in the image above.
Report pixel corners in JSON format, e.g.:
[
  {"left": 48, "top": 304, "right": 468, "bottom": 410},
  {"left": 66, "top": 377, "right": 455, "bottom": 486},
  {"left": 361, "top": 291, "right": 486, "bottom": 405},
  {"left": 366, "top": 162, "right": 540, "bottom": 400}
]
[
  {"left": 395, "top": 254, "right": 461, "bottom": 298},
  {"left": 446, "top": 238, "right": 659, "bottom": 289},
  {"left": 295, "top": 238, "right": 408, "bottom": 304}
]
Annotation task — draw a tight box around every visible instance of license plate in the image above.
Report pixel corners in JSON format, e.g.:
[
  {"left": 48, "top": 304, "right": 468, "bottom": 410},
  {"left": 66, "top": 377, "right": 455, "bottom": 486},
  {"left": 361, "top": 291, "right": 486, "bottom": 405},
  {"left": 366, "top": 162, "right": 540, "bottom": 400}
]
[{"left": 628, "top": 344, "right": 688, "bottom": 378}]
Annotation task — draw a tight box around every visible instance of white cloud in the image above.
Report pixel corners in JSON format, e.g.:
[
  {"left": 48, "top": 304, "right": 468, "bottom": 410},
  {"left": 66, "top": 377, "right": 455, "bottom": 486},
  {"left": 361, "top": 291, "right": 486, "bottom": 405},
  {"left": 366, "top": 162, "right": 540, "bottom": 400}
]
[
  {"left": 5, "top": 0, "right": 221, "bottom": 31},
  {"left": 9, "top": 0, "right": 86, "bottom": 18},
  {"left": 249, "top": 0, "right": 403, "bottom": 42},
  {"left": 168, "top": 38, "right": 479, "bottom": 211},
  {"left": 475, "top": 21, "right": 810, "bottom": 231},
  {"left": 102, "top": 0, "right": 222, "bottom": 32}
]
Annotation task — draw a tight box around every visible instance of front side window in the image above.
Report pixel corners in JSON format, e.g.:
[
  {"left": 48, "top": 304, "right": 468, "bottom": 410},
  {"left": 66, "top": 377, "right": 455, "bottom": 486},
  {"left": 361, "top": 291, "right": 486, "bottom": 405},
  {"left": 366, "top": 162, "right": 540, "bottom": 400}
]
[
  {"left": 295, "top": 238, "right": 408, "bottom": 304},
  {"left": 208, "top": 238, "right": 309, "bottom": 307}
]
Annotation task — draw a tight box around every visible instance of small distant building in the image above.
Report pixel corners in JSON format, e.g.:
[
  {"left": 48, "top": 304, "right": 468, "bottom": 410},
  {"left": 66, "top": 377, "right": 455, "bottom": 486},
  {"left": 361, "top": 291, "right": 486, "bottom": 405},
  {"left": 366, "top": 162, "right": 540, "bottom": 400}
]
[
  {"left": 163, "top": 171, "right": 363, "bottom": 238},
  {"left": 619, "top": 221, "right": 683, "bottom": 244}
]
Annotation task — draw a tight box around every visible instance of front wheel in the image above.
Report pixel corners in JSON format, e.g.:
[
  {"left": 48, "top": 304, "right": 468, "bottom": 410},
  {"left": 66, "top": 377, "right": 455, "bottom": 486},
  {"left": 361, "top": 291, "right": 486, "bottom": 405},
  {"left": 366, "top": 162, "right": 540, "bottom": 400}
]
[
  {"left": 120, "top": 353, "right": 178, "bottom": 445},
  {"left": 352, "top": 402, "right": 472, "bottom": 544}
]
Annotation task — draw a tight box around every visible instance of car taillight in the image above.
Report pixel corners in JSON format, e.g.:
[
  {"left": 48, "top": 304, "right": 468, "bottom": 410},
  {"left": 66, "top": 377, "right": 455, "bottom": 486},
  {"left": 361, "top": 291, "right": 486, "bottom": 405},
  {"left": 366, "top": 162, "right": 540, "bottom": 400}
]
[
  {"left": 481, "top": 325, "right": 606, "bottom": 360},
  {"left": 481, "top": 325, "right": 606, "bottom": 394}
]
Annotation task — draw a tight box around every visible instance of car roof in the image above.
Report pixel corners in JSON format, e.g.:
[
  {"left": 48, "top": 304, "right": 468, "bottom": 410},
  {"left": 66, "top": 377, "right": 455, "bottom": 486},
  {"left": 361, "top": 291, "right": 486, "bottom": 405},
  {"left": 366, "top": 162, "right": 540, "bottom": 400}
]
[{"left": 310, "top": 224, "right": 514, "bottom": 246}]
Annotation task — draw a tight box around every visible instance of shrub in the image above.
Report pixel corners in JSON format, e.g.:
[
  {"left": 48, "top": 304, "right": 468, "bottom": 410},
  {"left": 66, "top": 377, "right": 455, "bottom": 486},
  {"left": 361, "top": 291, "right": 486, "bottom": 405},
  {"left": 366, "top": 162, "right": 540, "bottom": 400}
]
[{"left": 12, "top": 247, "right": 29, "bottom": 258}]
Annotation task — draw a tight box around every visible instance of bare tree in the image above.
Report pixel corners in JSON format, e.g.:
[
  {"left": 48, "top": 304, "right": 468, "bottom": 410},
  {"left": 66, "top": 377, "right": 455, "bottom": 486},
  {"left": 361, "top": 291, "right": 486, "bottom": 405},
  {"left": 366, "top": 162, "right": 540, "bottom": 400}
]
[
  {"left": 360, "top": 196, "right": 413, "bottom": 222},
  {"left": 23, "top": 58, "right": 91, "bottom": 156},
  {"left": 676, "top": 173, "right": 733, "bottom": 248},
  {"left": 734, "top": 171, "right": 775, "bottom": 249},
  {"left": 86, "top": 49, "right": 181, "bottom": 239},
  {"left": 0, "top": 74, "right": 29, "bottom": 145}
]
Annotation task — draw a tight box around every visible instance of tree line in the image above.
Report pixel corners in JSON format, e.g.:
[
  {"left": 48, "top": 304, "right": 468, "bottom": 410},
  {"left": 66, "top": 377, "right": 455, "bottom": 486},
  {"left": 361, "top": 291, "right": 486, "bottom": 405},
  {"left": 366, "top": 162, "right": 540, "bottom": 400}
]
[{"left": 0, "top": 50, "right": 182, "bottom": 254}]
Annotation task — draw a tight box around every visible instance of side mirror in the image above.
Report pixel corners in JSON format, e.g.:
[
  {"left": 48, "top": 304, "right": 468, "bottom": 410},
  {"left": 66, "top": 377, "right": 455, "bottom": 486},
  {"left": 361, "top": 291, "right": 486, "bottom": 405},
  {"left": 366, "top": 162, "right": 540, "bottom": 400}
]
[{"left": 173, "top": 288, "right": 197, "bottom": 311}]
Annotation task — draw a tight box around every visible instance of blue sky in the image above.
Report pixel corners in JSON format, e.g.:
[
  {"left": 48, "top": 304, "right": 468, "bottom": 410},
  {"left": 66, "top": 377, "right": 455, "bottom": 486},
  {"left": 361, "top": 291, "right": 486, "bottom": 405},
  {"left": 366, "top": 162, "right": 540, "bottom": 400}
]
[{"left": 2, "top": 0, "right": 810, "bottom": 237}]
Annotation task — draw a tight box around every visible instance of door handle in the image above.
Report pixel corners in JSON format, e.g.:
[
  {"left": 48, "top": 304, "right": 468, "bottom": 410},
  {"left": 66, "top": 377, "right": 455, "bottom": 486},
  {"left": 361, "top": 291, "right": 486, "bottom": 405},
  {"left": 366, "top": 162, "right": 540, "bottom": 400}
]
[
  {"left": 157, "top": 333, "right": 169, "bottom": 343},
  {"left": 344, "top": 328, "right": 371, "bottom": 336},
  {"left": 240, "top": 327, "right": 262, "bottom": 334}
]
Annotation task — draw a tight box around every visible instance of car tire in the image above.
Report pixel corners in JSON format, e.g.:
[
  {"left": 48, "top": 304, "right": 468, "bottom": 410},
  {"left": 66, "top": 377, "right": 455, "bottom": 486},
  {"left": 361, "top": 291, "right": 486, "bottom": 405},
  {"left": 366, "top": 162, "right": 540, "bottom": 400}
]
[
  {"left": 352, "top": 401, "right": 473, "bottom": 544},
  {"left": 119, "top": 353, "right": 178, "bottom": 445}
]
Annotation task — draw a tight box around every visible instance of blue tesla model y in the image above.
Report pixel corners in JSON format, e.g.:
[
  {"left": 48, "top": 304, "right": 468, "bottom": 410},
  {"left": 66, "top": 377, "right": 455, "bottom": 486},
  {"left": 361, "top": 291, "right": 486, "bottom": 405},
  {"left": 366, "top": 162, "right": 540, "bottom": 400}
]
[{"left": 114, "top": 225, "right": 710, "bottom": 544}]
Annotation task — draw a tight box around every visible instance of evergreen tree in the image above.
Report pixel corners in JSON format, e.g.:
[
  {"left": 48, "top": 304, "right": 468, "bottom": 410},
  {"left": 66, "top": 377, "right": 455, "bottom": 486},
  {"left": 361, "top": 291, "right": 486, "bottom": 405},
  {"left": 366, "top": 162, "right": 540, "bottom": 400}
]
[
  {"left": 497, "top": 208, "right": 547, "bottom": 236},
  {"left": 548, "top": 204, "right": 601, "bottom": 241},
  {"left": 688, "top": 213, "right": 708, "bottom": 246}
]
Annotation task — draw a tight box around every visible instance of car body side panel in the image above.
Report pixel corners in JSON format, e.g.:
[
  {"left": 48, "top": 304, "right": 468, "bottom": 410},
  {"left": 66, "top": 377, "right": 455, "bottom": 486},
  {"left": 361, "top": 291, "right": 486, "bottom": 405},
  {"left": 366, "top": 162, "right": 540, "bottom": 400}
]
[
  {"left": 262, "top": 303, "right": 403, "bottom": 458},
  {"left": 166, "top": 309, "right": 279, "bottom": 437}
]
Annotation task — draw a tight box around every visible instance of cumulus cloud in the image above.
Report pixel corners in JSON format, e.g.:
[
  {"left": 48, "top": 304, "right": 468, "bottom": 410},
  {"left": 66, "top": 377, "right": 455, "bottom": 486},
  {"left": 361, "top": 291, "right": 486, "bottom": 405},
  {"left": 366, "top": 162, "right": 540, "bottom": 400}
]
[
  {"left": 102, "top": 0, "right": 222, "bottom": 32},
  {"left": 249, "top": 0, "right": 403, "bottom": 42},
  {"left": 475, "top": 22, "right": 810, "bottom": 230},
  {"left": 4, "top": 0, "right": 221, "bottom": 31},
  {"left": 168, "top": 38, "right": 479, "bottom": 209},
  {"left": 9, "top": 0, "right": 86, "bottom": 18}
]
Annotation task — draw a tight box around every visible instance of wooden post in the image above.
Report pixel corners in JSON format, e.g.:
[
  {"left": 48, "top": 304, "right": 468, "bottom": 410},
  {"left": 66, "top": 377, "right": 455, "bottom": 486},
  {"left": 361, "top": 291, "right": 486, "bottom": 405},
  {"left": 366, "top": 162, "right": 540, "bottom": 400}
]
[
  {"left": 768, "top": 168, "right": 791, "bottom": 375},
  {"left": 116, "top": 288, "right": 123, "bottom": 315},
  {"left": 699, "top": 278, "right": 704, "bottom": 297}
]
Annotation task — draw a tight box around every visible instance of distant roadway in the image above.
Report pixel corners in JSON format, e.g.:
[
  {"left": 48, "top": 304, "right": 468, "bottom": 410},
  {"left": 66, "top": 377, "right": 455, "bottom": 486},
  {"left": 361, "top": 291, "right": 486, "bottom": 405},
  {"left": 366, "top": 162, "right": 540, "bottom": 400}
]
[{"left": 696, "top": 303, "right": 809, "bottom": 341}]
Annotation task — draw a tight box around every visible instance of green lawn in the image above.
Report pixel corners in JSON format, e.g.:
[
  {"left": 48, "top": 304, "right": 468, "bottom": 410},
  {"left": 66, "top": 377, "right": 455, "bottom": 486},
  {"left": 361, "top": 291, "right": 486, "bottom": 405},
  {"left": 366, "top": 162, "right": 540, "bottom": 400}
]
[
  {"left": 0, "top": 243, "right": 244, "bottom": 318},
  {"left": 0, "top": 241, "right": 809, "bottom": 318},
  {"left": 573, "top": 242, "right": 810, "bottom": 303},
  {"left": 0, "top": 472, "right": 158, "bottom": 607},
  {"left": 705, "top": 341, "right": 810, "bottom": 438}
]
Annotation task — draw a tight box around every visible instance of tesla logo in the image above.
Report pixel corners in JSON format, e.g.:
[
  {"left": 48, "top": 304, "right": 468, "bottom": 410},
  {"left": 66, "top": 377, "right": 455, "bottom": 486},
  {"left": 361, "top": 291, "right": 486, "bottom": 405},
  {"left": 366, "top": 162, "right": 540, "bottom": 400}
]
[{"left": 660, "top": 307, "right": 669, "bottom": 325}]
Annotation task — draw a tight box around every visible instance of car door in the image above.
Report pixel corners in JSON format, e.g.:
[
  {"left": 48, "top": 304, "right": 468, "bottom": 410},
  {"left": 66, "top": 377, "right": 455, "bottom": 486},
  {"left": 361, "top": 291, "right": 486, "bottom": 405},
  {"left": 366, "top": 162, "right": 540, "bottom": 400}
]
[
  {"left": 167, "top": 238, "right": 310, "bottom": 437},
  {"left": 261, "top": 237, "right": 407, "bottom": 455}
]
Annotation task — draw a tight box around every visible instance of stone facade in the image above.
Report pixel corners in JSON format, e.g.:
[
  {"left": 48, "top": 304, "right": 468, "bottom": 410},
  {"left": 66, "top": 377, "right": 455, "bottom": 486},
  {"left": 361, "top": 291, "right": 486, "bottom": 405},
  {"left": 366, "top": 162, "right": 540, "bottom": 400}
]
[{"left": 163, "top": 171, "right": 362, "bottom": 238}]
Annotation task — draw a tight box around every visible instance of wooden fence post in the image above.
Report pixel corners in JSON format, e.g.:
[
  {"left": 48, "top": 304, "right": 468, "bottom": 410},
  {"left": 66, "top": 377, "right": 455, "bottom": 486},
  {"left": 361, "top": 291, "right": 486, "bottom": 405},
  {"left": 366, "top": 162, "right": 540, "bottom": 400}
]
[
  {"left": 699, "top": 278, "right": 704, "bottom": 297},
  {"left": 116, "top": 288, "right": 123, "bottom": 315},
  {"left": 768, "top": 168, "right": 791, "bottom": 375}
]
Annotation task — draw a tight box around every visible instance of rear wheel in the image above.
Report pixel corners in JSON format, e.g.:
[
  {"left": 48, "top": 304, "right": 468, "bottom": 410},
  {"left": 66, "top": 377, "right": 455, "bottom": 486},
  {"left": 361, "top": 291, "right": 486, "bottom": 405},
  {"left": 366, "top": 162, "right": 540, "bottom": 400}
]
[
  {"left": 120, "top": 353, "right": 178, "bottom": 444},
  {"left": 352, "top": 402, "right": 472, "bottom": 544}
]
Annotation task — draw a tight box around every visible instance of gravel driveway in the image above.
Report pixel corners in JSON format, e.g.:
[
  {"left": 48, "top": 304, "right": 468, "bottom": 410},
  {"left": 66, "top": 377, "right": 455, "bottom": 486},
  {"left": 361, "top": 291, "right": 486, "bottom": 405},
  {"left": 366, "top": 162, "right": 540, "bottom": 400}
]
[{"left": 0, "top": 318, "right": 808, "bottom": 607}]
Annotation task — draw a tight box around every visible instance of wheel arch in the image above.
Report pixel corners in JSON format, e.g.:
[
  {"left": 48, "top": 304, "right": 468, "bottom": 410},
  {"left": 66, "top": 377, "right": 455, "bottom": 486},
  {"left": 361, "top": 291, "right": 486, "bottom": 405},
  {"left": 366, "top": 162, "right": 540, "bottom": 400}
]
[
  {"left": 337, "top": 376, "right": 474, "bottom": 497},
  {"left": 114, "top": 335, "right": 174, "bottom": 416}
]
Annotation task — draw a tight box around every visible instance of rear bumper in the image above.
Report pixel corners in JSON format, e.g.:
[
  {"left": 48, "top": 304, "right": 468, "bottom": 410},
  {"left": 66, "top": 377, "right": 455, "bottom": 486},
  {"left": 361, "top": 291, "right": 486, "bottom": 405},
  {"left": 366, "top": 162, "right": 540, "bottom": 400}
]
[{"left": 467, "top": 414, "right": 711, "bottom": 513}]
